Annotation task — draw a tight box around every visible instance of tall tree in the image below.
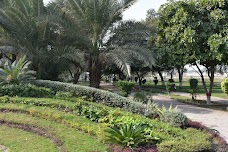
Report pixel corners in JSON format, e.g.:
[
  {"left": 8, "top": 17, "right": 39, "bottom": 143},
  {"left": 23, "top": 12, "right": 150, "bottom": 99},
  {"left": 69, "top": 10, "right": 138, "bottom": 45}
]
[
  {"left": 0, "top": 0, "right": 52, "bottom": 78},
  {"left": 157, "top": 0, "right": 228, "bottom": 103},
  {"left": 60, "top": 0, "right": 156, "bottom": 88}
]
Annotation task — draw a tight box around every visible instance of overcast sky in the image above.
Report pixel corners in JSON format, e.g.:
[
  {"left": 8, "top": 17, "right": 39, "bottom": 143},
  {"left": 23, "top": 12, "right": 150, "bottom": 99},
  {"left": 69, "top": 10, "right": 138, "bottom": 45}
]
[{"left": 43, "top": 0, "right": 167, "bottom": 21}]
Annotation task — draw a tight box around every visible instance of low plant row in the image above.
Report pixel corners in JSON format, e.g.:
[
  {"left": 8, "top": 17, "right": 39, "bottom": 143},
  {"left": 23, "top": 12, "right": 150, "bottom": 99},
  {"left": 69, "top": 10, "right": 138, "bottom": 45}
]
[
  {"left": 30, "top": 80, "right": 147, "bottom": 114},
  {"left": 0, "top": 109, "right": 107, "bottom": 151},
  {"left": 73, "top": 100, "right": 211, "bottom": 151},
  {"left": 0, "top": 100, "right": 105, "bottom": 139},
  {"left": 0, "top": 83, "right": 53, "bottom": 97},
  {"left": 0, "top": 96, "right": 212, "bottom": 151}
]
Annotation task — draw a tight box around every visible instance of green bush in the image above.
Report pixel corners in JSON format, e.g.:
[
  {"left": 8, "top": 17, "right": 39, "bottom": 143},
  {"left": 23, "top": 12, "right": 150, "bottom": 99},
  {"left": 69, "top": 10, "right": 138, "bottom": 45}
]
[
  {"left": 55, "top": 91, "right": 73, "bottom": 100},
  {"left": 115, "top": 80, "right": 135, "bottom": 97},
  {"left": 30, "top": 80, "right": 146, "bottom": 114},
  {"left": 189, "top": 79, "right": 199, "bottom": 100},
  {"left": 157, "top": 128, "right": 212, "bottom": 152},
  {"left": 166, "top": 83, "right": 175, "bottom": 94},
  {"left": 133, "top": 92, "right": 150, "bottom": 104},
  {"left": 189, "top": 79, "right": 198, "bottom": 89},
  {"left": 0, "top": 84, "right": 53, "bottom": 97},
  {"left": 221, "top": 78, "right": 228, "bottom": 96}
]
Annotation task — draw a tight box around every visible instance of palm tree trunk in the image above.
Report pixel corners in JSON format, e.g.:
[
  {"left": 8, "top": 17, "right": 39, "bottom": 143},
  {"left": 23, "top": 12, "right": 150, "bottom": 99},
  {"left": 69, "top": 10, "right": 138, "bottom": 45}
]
[{"left": 89, "top": 57, "right": 102, "bottom": 88}]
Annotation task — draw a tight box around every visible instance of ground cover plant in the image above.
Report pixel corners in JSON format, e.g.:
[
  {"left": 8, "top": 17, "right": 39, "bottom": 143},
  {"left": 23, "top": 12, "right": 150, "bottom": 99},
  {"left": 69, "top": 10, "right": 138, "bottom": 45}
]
[{"left": 0, "top": 94, "right": 212, "bottom": 152}]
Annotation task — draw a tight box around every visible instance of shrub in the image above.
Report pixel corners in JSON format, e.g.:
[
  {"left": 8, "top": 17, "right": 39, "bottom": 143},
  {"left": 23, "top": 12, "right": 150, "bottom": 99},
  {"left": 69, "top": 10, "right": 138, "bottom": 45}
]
[
  {"left": 30, "top": 80, "right": 146, "bottom": 114},
  {"left": 55, "top": 91, "right": 73, "bottom": 100},
  {"left": 0, "top": 84, "right": 53, "bottom": 97},
  {"left": 221, "top": 78, "right": 228, "bottom": 96},
  {"left": 168, "top": 79, "right": 174, "bottom": 83},
  {"left": 157, "top": 128, "right": 212, "bottom": 152},
  {"left": 189, "top": 79, "right": 199, "bottom": 100},
  {"left": 115, "top": 80, "right": 135, "bottom": 97},
  {"left": 166, "top": 83, "right": 176, "bottom": 94},
  {"left": 153, "top": 77, "right": 158, "bottom": 86},
  {"left": 134, "top": 92, "right": 150, "bottom": 104}
]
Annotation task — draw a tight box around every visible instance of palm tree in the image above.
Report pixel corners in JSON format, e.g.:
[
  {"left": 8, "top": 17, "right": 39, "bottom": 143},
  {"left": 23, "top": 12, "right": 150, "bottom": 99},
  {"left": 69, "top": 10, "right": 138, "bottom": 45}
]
[
  {"left": 0, "top": 0, "right": 55, "bottom": 78},
  {"left": 60, "top": 0, "right": 156, "bottom": 88}
]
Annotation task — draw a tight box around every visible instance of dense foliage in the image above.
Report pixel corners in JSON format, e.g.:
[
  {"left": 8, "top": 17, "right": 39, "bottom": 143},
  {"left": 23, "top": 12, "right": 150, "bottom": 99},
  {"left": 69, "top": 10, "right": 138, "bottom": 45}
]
[
  {"left": 221, "top": 78, "right": 228, "bottom": 95},
  {"left": 115, "top": 80, "right": 135, "bottom": 97}
]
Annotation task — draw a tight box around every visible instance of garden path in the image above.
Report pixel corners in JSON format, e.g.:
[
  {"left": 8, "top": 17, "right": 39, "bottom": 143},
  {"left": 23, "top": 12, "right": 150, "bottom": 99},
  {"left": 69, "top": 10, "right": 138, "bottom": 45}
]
[
  {"left": 152, "top": 94, "right": 228, "bottom": 144},
  {"left": 0, "top": 145, "right": 8, "bottom": 152}
]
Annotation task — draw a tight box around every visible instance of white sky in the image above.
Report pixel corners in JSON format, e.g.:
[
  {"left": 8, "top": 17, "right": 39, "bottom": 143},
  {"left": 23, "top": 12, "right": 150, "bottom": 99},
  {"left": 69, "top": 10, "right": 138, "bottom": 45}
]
[{"left": 43, "top": 0, "right": 167, "bottom": 21}]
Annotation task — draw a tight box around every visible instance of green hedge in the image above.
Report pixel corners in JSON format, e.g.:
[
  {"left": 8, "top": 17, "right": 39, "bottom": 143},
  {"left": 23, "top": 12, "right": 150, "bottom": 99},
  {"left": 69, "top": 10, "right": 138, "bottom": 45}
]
[
  {"left": 0, "top": 84, "right": 53, "bottom": 97},
  {"left": 157, "top": 128, "right": 212, "bottom": 152},
  {"left": 30, "top": 80, "right": 146, "bottom": 114}
]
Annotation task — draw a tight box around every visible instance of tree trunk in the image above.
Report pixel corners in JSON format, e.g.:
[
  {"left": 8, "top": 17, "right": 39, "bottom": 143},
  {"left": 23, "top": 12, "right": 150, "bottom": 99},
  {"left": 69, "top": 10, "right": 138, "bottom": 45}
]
[
  {"left": 177, "top": 67, "right": 184, "bottom": 88},
  {"left": 207, "top": 66, "right": 215, "bottom": 104},
  {"left": 12, "top": 54, "right": 16, "bottom": 62},
  {"left": 89, "top": 57, "right": 102, "bottom": 88},
  {"left": 158, "top": 70, "right": 165, "bottom": 86},
  {"left": 195, "top": 63, "right": 212, "bottom": 104},
  {"left": 73, "top": 68, "right": 81, "bottom": 84}
]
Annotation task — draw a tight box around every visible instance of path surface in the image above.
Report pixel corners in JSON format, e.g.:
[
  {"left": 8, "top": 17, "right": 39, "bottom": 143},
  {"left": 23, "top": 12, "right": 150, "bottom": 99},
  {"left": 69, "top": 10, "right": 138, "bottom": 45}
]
[
  {"left": 0, "top": 145, "right": 8, "bottom": 152},
  {"left": 171, "top": 92, "right": 228, "bottom": 105},
  {"left": 152, "top": 94, "right": 228, "bottom": 143}
]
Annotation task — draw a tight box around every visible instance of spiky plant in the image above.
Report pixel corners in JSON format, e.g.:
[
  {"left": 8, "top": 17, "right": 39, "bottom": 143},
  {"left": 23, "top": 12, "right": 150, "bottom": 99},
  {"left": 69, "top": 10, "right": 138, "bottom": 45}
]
[
  {"left": 106, "top": 123, "right": 146, "bottom": 148},
  {"left": 0, "top": 56, "right": 36, "bottom": 84}
]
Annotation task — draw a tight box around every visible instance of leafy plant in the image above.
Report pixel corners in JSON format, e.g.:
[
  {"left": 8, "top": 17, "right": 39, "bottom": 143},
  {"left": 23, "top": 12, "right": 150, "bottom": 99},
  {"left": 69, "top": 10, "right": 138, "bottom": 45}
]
[
  {"left": 166, "top": 83, "right": 176, "bottom": 94},
  {"left": 0, "top": 56, "right": 36, "bottom": 84},
  {"left": 145, "top": 100, "right": 159, "bottom": 119},
  {"left": 134, "top": 92, "right": 151, "bottom": 104},
  {"left": 221, "top": 78, "right": 228, "bottom": 96},
  {"left": 115, "top": 80, "right": 135, "bottom": 97},
  {"left": 157, "top": 104, "right": 187, "bottom": 127},
  {"left": 106, "top": 123, "right": 146, "bottom": 148}
]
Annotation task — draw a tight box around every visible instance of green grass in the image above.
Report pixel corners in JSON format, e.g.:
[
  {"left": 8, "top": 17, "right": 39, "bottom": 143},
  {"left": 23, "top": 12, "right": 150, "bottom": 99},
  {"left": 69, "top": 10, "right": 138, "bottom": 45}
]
[
  {"left": 0, "top": 126, "right": 58, "bottom": 152},
  {"left": 0, "top": 96, "right": 109, "bottom": 152},
  {"left": 164, "top": 94, "right": 228, "bottom": 111},
  {"left": 0, "top": 109, "right": 107, "bottom": 152},
  {"left": 144, "top": 80, "right": 228, "bottom": 99}
]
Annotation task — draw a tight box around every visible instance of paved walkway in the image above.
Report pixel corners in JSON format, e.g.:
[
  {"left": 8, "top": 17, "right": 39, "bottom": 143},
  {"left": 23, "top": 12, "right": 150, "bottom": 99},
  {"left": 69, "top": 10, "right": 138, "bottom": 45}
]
[{"left": 152, "top": 94, "right": 228, "bottom": 143}]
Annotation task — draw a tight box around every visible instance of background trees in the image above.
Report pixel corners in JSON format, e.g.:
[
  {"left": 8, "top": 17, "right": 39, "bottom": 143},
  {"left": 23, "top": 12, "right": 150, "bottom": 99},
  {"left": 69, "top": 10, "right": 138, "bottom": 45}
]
[{"left": 157, "top": 0, "right": 228, "bottom": 103}]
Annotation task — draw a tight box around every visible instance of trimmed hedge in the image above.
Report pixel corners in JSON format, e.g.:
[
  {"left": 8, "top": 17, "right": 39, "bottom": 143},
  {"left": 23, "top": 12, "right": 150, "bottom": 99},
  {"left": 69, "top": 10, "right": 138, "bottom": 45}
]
[
  {"left": 0, "top": 84, "right": 53, "bottom": 97},
  {"left": 30, "top": 80, "right": 147, "bottom": 114}
]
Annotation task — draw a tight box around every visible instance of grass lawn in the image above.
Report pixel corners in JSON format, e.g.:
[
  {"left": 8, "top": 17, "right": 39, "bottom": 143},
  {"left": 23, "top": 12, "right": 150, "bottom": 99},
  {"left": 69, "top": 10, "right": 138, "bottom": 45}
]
[
  {"left": 0, "top": 97, "right": 108, "bottom": 152},
  {"left": 0, "top": 126, "right": 58, "bottom": 152},
  {"left": 163, "top": 94, "right": 228, "bottom": 111},
  {"left": 144, "top": 80, "right": 228, "bottom": 99}
]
